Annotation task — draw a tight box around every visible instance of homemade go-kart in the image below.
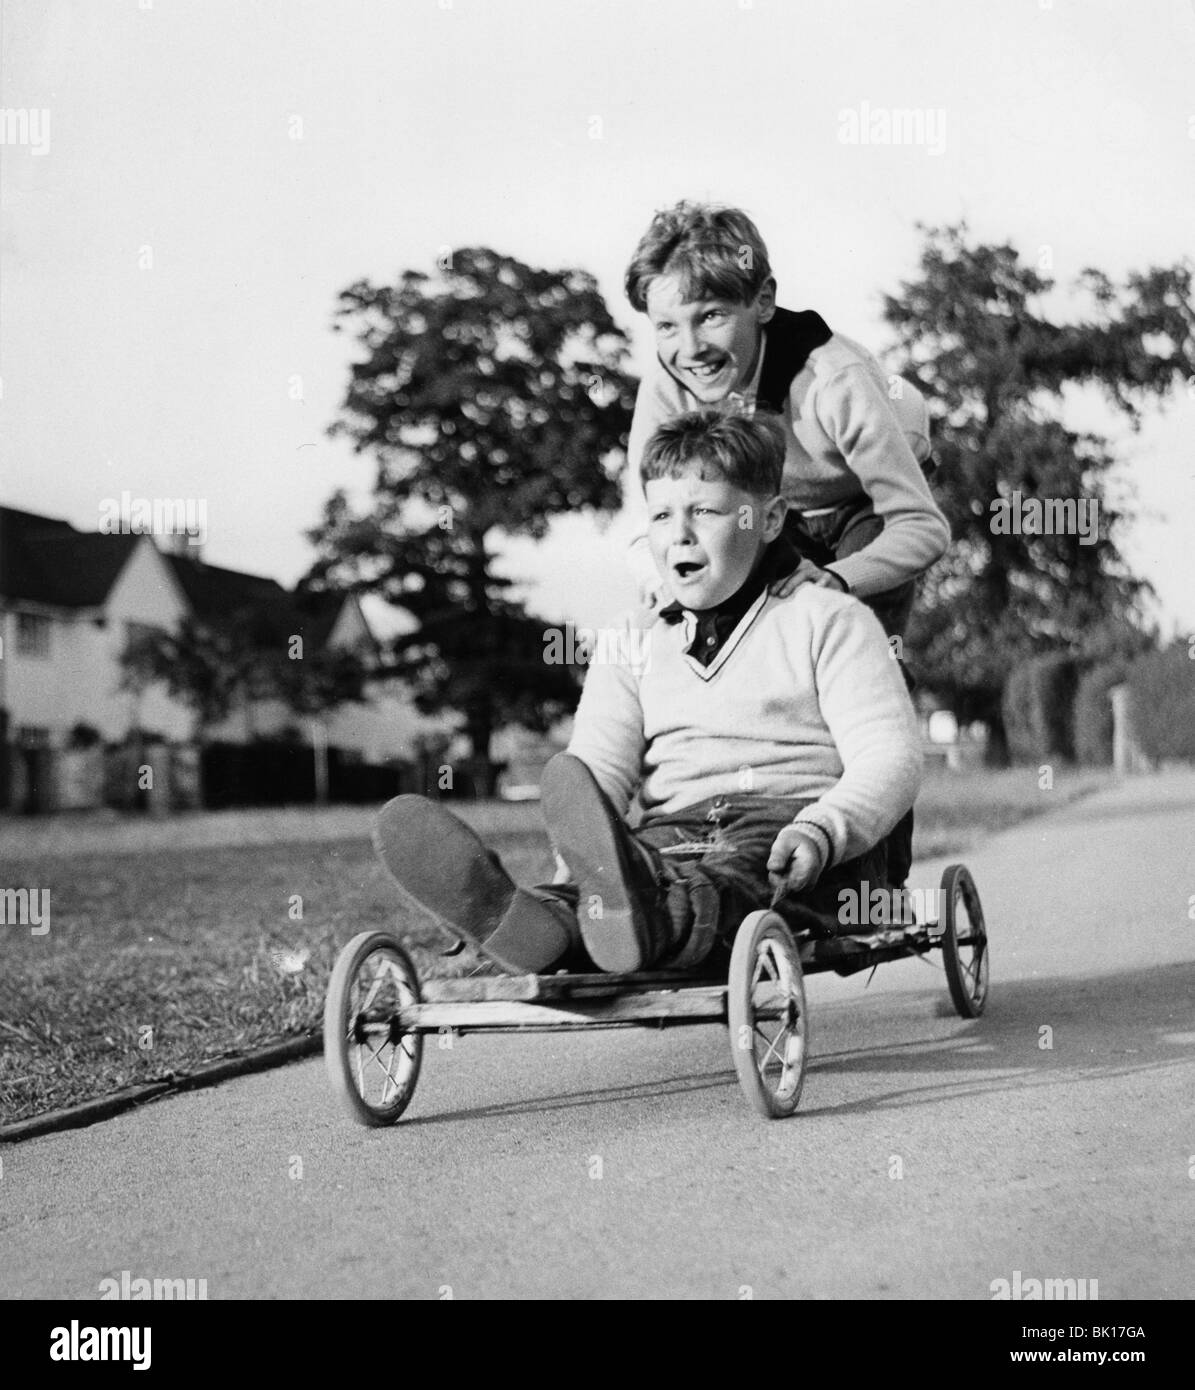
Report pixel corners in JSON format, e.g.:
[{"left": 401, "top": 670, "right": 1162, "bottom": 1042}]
[{"left": 324, "top": 811, "right": 989, "bottom": 1125}]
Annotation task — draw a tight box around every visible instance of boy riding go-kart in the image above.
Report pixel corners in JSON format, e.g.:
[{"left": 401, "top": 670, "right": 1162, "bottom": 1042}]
[{"left": 373, "top": 409, "right": 921, "bottom": 975}]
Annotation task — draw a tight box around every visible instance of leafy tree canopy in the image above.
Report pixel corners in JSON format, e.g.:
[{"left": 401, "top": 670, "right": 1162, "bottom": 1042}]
[
  {"left": 882, "top": 225, "right": 1190, "bottom": 741},
  {"left": 307, "top": 248, "right": 637, "bottom": 783}
]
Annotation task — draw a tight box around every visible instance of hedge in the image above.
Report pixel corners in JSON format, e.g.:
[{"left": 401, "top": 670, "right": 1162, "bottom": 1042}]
[
  {"left": 1072, "top": 660, "right": 1130, "bottom": 766},
  {"left": 1002, "top": 653, "right": 1082, "bottom": 764},
  {"left": 1125, "top": 643, "right": 1195, "bottom": 761},
  {"left": 200, "top": 742, "right": 416, "bottom": 809}
]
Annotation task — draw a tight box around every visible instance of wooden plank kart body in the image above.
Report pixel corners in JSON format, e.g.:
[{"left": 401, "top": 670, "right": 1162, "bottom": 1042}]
[{"left": 324, "top": 864, "right": 989, "bottom": 1124}]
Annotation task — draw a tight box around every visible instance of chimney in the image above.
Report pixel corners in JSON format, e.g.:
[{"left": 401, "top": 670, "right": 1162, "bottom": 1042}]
[{"left": 169, "top": 530, "right": 202, "bottom": 563}]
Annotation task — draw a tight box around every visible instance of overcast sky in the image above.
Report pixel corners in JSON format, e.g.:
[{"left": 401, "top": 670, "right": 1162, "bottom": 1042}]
[{"left": 3, "top": 0, "right": 1194, "bottom": 636}]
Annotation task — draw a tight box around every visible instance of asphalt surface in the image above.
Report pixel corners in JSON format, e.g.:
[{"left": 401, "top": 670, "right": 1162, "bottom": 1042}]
[{"left": 4, "top": 771, "right": 1194, "bottom": 1300}]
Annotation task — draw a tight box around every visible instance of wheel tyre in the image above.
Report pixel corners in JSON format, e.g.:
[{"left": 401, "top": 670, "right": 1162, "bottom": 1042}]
[
  {"left": 940, "top": 864, "right": 989, "bottom": 1018},
  {"left": 727, "top": 910, "right": 809, "bottom": 1119},
  {"left": 324, "top": 930, "right": 424, "bottom": 1127}
]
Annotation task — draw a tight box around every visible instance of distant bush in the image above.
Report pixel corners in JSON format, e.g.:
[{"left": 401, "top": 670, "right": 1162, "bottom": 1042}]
[
  {"left": 1125, "top": 643, "right": 1195, "bottom": 761},
  {"left": 1002, "top": 654, "right": 1082, "bottom": 764},
  {"left": 1072, "top": 660, "right": 1130, "bottom": 766}
]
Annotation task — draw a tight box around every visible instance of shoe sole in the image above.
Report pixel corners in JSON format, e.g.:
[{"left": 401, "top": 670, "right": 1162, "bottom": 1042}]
[
  {"left": 539, "top": 755, "right": 653, "bottom": 973},
  {"left": 372, "top": 796, "right": 571, "bottom": 974}
]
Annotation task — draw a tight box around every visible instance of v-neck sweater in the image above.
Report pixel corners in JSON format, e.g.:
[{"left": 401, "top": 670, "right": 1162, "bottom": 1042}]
[{"left": 566, "top": 580, "right": 922, "bottom": 869}]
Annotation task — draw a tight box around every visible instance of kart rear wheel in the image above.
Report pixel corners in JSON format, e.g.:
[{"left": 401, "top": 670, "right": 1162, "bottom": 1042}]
[
  {"left": 940, "top": 865, "right": 989, "bottom": 1018},
  {"left": 324, "top": 931, "right": 423, "bottom": 1126},
  {"left": 727, "top": 910, "right": 809, "bottom": 1118}
]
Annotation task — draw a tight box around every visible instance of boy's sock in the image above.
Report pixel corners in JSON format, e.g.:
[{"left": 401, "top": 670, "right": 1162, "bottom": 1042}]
[
  {"left": 372, "top": 795, "right": 579, "bottom": 974},
  {"left": 539, "top": 753, "right": 673, "bottom": 973}
]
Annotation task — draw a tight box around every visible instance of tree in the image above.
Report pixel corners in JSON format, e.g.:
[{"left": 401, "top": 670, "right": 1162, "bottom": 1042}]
[
  {"left": 263, "top": 622, "right": 372, "bottom": 804},
  {"left": 881, "top": 225, "right": 1191, "bottom": 759},
  {"left": 122, "top": 617, "right": 254, "bottom": 739},
  {"left": 308, "top": 247, "right": 636, "bottom": 793},
  {"left": 121, "top": 614, "right": 369, "bottom": 800}
]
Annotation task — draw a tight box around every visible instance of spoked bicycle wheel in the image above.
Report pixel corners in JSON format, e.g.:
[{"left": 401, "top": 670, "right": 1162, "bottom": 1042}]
[
  {"left": 727, "top": 910, "right": 809, "bottom": 1118},
  {"left": 324, "top": 931, "right": 424, "bottom": 1126},
  {"left": 939, "top": 864, "right": 989, "bottom": 1018}
]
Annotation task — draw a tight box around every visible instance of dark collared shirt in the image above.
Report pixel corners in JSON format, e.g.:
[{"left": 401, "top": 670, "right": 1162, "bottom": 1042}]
[{"left": 659, "top": 535, "right": 803, "bottom": 667}]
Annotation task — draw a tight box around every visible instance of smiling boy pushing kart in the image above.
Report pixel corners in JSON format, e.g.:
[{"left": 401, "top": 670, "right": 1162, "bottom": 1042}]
[
  {"left": 374, "top": 409, "right": 922, "bottom": 976},
  {"left": 620, "top": 201, "right": 950, "bottom": 891}
]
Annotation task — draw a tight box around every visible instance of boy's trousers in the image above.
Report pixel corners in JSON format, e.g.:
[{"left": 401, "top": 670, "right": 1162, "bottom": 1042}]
[{"left": 545, "top": 793, "right": 890, "bottom": 970}]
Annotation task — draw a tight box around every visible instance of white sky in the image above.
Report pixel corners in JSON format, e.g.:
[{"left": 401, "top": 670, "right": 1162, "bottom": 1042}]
[{"left": 3, "top": 0, "right": 1193, "bottom": 637}]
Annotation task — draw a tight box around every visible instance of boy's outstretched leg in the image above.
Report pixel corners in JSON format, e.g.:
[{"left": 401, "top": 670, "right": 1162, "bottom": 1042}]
[
  {"left": 539, "top": 753, "right": 674, "bottom": 973},
  {"left": 372, "top": 795, "right": 579, "bottom": 974}
]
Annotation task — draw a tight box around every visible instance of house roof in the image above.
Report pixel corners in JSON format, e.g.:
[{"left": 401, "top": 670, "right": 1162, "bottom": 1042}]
[
  {"left": 291, "top": 587, "right": 355, "bottom": 650},
  {"left": 165, "top": 554, "right": 359, "bottom": 649},
  {"left": 1, "top": 504, "right": 370, "bottom": 651},
  {"left": 0, "top": 506, "right": 140, "bottom": 607},
  {"left": 166, "top": 553, "right": 291, "bottom": 625}
]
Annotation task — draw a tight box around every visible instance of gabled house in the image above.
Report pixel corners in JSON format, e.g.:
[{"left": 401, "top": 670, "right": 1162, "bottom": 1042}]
[
  {"left": 0, "top": 505, "right": 193, "bottom": 750},
  {"left": 0, "top": 504, "right": 398, "bottom": 762},
  {"left": 161, "top": 550, "right": 379, "bottom": 745}
]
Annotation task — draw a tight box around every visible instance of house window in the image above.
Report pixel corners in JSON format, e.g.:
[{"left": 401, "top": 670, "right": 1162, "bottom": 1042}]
[
  {"left": 16, "top": 612, "right": 52, "bottom": 658},
  {"left": 17, "top": 725, "right": 51, "bottom": 749}
]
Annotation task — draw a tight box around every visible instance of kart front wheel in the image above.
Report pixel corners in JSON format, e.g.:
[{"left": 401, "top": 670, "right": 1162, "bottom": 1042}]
[
  {"left": 324, "top": 931, "right": 423, "bottom": 1126},
  {"left": 727, "top": 910, "right": 809, "bottom": 1118}
]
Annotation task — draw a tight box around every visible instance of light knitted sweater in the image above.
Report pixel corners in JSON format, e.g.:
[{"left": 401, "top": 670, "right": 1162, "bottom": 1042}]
[
  {"left": 566, "top": 580, "right": 923, "bottom": 870},
  {"left": 626, "top": 327, "right": 949, "bottom": 598}
]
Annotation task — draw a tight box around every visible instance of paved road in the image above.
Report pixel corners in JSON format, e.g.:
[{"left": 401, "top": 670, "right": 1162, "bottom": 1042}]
[{"left": 4, "top": 771, "right": 1194, "bottom": 1300}]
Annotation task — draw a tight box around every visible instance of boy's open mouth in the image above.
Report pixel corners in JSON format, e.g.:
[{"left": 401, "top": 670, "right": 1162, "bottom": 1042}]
[
  {"left": 684, "top": 359, "right": 727, "bottom": 386},
  {"left": 671, "top": 559, "right": 707, "bottom": 583}
]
